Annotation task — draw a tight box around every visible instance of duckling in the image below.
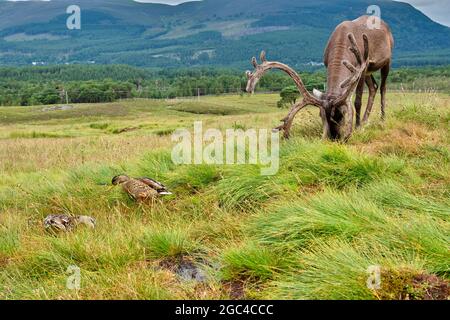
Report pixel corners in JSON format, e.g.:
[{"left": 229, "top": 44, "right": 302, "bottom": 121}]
[
  {"left": 43, "top": 214, "right": 96, "bottom": 233},
  {"left": 112, "top": 175, "right": 172, "bottom": 202}
]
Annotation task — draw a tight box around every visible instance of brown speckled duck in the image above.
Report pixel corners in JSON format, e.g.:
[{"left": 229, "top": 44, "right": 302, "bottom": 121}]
[
  {"left": 112, "top": 175, "right": 172, "bottom": 202},
  {"left": 43, "top": 214, "right": 96, "bottom": 233}
]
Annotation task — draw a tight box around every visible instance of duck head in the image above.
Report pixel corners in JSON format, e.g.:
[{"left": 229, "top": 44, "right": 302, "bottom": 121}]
[
  {"left": 112, "top": 175, "right": 130, "bottom": 185},
  {"left": 75, "top": 216, "right": 96, "bottom": 229}
]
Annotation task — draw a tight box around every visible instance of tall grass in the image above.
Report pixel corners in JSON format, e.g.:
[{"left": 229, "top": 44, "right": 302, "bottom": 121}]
[
  {"left": 251, "top": 181, "right": 449, "bottom": 262},
  {"left": 268, "top": 240, "right": 427, "bottom": 300},
  {"left": 0, "top": 93, "right": 448, "bottom": 300},
  {"left": 220, "top": 242, "right": 289, "bottom": 281},
  {"left": 279, "top": 139, "right": 406, "bottom": 189},
  {"left": 215, "top": 165, "right": 281, "bottom": 211},
  {"left": 141, "top": 228, "right": 199, "bottom": 260}
]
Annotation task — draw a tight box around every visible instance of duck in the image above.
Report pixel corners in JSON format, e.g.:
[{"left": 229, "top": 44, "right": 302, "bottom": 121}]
[
  {"left": 112, "top": 175, "right": 172, "bottom": 202},
  {"left": 43, "top": 214, "right": 96, "bottom": 233}
]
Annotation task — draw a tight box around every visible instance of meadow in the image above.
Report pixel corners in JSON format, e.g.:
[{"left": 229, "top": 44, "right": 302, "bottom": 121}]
[{"left": 0, "top": 92, "right": 448, "bottom": 300}]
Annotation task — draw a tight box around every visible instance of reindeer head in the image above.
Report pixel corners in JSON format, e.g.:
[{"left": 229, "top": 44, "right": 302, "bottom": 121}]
[
  {"left": 318, "top": 33, "right": 369, "bottom": 140},
  {"left": 245, "top": 33, "right": 369, "bottom": 141}
]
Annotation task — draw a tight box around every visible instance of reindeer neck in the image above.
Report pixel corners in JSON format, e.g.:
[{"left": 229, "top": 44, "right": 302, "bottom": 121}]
[{"left": 324, "top": 28, "right": 359, "bottom": 99}]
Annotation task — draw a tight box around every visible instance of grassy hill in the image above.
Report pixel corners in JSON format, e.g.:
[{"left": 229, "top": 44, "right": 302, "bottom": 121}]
[
  {"left": 0, "top": 92, "right": 448, "bottom": 299},
  {"left": 0, "top": 0, "right": 450, "bottom": 68}
]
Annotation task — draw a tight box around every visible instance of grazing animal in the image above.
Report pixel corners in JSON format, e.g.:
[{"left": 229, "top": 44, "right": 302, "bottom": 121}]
[
  {"left": 43, "top": 215, "right": 96, "bottom": 233},
  {"left": 246, "top": 15, "right": 394, "bottom": 141},
  {"left": 112, "top": 175, "right": 172, "bottom": 202}
]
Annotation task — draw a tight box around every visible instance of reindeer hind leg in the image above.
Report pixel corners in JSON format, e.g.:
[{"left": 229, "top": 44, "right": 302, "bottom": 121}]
[
  {"left": 362, "top": 74, "right": 378, "bottom": 125},
  {"left": 354, "top": 76, "right": 365, "bottom": 128},
  {"left": 380, "top": 64, "right": 390, "bottom": 121}
]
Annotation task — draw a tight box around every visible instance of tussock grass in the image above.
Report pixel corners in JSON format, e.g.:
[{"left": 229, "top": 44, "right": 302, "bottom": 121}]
[
  {"left": 0, "top": 221, "right": 21, "bottom": 257},
  {"left": 135, "top": 150, "right": 176, "bottom": 180},
  {"left": 89, "top": 122, "right": 110, "bottom": 130},
  {"left": 251, "top": 181, "right": 449, "bottom": 266},
  {"left": 15, "top": 223, "right": 144, "bottom": 279},
  {"left": 167, "top": 164, "right": 222, "bottom": 193},
  {"left": 252, "top": 189, "right": 389, "bottom": 247},
  {"left": 215, "top": 165, "right": 280, "bottom": 211},
  {"left": 363, "top": 180, "right": 450, "bottom": 219},
  {"left": 279, "top": 139, "right": 406, "bottom": 189},
  {"left": 141, "top": 228, "right": 200, "bottom": 260},
  {"left": 268, "top": 240, "right": 428, "bottom": 300},
  {"left": 220, "top": 242, "right": 289, "bottom": 281},
  {"left": 0, "top": 93, "right": 448, "bottom": 300}
]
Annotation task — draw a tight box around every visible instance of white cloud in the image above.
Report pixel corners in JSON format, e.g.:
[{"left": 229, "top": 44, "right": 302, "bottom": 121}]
[{"left": 395, "top": 0, "right": 450, "bottom": 27}]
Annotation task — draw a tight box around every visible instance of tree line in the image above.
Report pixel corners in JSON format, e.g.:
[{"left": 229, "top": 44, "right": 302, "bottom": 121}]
[{"left": 0, "top": 65, "right": 449, "bottom": 106}]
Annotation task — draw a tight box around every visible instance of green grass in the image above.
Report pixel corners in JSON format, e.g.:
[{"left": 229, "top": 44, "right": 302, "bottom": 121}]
[
  {"left": 279, "top": 139, "right": 407, "bottom": 189},
  {"left": 392, "top": 92, "right": 449, "bottom": 129},
  {"left": 141, "top": 228, "right": 199, "bottom": 260},
  {"left": 89, "top": 122, "right": 110, "bottom": 130},
  {"left": 0, "top": 222, "right": 21, "bottom": 257},
  {"left": 220, "top": 242, "right": 289, "bottom": 281},
  {"left": 215, "top": 165, "right": 280, "bottom": 211},
  {"left": 0, "top": 93, "right": 448, "bottom": 300},
  {"left": 268, "top": 239, "right": 428, "bottom": 300},
  {"left": 8, "top": 131, "right": 75, "bottom": 139},
  {"left": 167, "top": 164, "right": 222, "bottom": 193}
]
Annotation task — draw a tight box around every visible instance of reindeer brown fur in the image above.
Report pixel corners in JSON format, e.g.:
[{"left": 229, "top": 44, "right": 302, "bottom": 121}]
[{"left": 246, "top": 16, "right": 394, "bottom": 141}]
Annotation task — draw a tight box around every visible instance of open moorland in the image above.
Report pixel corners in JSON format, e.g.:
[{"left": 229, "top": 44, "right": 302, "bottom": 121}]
[{"left": 0, "top": 92, "right": 449, "bottom": 299}]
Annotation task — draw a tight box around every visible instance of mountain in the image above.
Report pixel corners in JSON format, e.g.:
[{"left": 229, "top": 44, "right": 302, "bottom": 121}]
[{"left": 0, "top": 0, "right": 449, "bottom": 68}]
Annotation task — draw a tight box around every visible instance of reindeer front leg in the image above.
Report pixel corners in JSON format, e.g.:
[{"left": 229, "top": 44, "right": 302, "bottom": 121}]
[
  {"left": 320, "top": 107, "right": 331, "bottom": 139},
  {"left": 343, "top": 102, "right": 354, "bottom": 141}
]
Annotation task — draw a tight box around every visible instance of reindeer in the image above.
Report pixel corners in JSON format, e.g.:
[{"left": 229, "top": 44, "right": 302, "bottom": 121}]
[{"left": 246, "top": 16, "right": 394, "bottom": 141}]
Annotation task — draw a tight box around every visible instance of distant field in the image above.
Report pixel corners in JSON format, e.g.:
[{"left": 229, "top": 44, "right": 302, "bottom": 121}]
[{"left": 0, "top": 93, "right": 449, "bottom": 299}]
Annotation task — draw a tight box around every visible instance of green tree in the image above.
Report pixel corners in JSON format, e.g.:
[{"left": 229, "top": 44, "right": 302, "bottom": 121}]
[
  {"left": 278, "top": 86, "right": 300, "bottom": 108},
  {"left": 32, "top": 87, "right": 60, "bottom": 105}
]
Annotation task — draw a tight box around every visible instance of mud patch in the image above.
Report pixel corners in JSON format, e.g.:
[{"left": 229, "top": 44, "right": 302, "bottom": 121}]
[
  {"left": 377, "top": 269, "right": 449, "bottom": 300},
  {"left": 158, "top": 256, "right": 208, "bottom": 283},
  {"left": 222, "top": 280, "right": 246, "bottom": 300},
  {"left": 411, "top": 274, "right": 450, "bottom": 300}
]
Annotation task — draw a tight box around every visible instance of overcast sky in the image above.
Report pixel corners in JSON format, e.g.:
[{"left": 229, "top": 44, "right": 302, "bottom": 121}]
[
  {"left": 135, "top": 0, "right": 450, "bottom": 27},
  {"left": 396, "top": 0, "right": 450, "bottom": 26},
  {"left": 6, "top": 0, "right": 450, "bottom": 26}
]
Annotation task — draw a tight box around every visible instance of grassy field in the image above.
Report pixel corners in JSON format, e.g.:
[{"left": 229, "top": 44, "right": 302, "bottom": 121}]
[{"left": 0, "top": 93, "right": 449, "bottom": 300}]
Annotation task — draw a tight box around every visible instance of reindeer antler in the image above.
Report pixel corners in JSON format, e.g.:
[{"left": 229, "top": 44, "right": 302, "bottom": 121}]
[
  {"left": 260, "top": 51, "right": 267, "bottom": 62},
  {"left": 245, "top": 51, "right": 325, "bottom": 138},
  {"left": 245, "top": 51, "right": 322, "bottom": 106},
  {"left": 247, "top": 52, "right": 265, "bottom": 82}
]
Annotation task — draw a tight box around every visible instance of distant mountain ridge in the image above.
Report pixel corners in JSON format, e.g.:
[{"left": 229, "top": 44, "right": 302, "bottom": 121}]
[{"left": 0, "top": 0, "right": 449, "bottom": 68}]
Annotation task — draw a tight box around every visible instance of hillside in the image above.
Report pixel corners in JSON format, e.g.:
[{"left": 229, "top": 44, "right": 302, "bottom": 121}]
[
  {"left": 0, "top": 92, "right": 449, "bottom": 299},
  {"left": 0, "top": 0, "right": 449, "bottom": 68}
]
